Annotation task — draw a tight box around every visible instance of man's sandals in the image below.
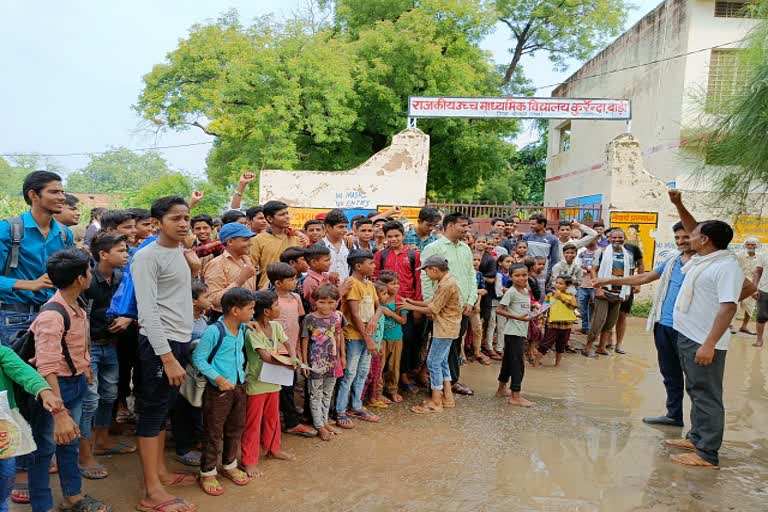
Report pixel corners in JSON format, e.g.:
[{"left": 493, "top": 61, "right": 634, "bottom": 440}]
[{"left": 665, "top": 439, "right": 719, "bottom": 469}]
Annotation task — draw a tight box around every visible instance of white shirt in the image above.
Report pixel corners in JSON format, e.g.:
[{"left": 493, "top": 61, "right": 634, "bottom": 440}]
[
  {"left": 673, "top": 257, "right": 743, "bottom": 350},
  {"left": 756, "top": 252, "right": 768, "bottom": 292},
  {"left": 322, "top": 236, "right": 350, "bottom": 282}
]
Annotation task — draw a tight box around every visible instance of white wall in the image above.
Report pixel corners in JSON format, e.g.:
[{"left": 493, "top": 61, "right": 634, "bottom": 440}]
[{"left": 259, "top": 129, "right": 430, "bottom": 209}]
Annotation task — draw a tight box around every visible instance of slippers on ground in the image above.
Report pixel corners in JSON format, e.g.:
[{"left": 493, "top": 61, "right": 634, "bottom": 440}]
[
  {"left": 335, "top": 414, "right": 355, "bottom": 429},
  {"left": 174, "top": 451, "right": 201, "bottom": 467},
  {"left": 442, "top": 400, "right": 456, "bottom": 408},
  {"left": 451, "top": 383, "right": 474, "bottom": 396},
  {"left": 79, "top": 465, "right": 109, "bottom": 480},
  {"left": 739, "top": 329, "right": 756, "bottom": 335},
  {"left": 595, "top": 349, "right": 611, "bottom": 356},
  {"left": 59, "top": 494, "right": 112, "bottom": 512},
  {"left": 367, "top": 399, "right": 389, "bottom": 409},
  {"left": 135, "top": 497, "right": 196, "bottom": 512},
  {"left": 664, "top": 438, "right": 696, "bottom": 451},
  {"left": 348, "top": 408, "right": 380, "bottom": 423},
  {"left": 411, "top": 402, "right": 442, "bottom": 414},
  {"left": 164, "top": 473, "right": 197, "bottom": 486},
  {"left": 221, "top": 468, "right": 251, "bottom": 486},
  {"left": 670, "top": 452, "right": 719, "bottom": 469},
  {"left": 95, "top": 440, "right": 136, "bottom": 456},
  {"left": 615, "top": 348, "right": 626, "bottom": 354},
  {"left": 581, "top": 350, "right": 597, "bottom": 358},
  {"left": 11, "top": 483, "right": 29, "bottom": 504},
  {"left": 197, "top": 477, "right": 224, "bottom": 496}
]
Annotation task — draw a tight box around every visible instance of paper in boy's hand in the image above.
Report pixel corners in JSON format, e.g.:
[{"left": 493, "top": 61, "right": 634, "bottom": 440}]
[{"left": 270, "top": 353, "right": 294, "bottom": 366}]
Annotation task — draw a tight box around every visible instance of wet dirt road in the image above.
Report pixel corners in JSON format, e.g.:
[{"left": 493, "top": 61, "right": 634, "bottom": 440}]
[{"left": 20, "top": 318, "right": 768, "bottom": 511}]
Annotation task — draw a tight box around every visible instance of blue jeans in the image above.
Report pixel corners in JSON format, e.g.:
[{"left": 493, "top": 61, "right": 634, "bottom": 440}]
[
  {"left": 335, "top": 340, "right": 371, "bottom": 414},
  {"left": 80, "top": 344, "right": 119, "bottom": 438},
  {"left": 0, "top": 457, "right": 15, "bottom": 512},
  {"left": 28, "top": 375, "right": 87, "bottom": 512},
  {"left": 654, "top": 323, "right": 684, "bottom": 422},
  {"left": 0, "top": 309, "right": 37, "bottom": 474},
  {"left": 427, "top": 338, "right": 453, "bottom": 390},
  {"left": 577, "top": 288, "right": 595, "bottom": 331}
]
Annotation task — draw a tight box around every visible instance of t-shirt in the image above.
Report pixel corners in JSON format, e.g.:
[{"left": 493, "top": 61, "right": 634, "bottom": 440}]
[
  {"left": 673, "top": 257, "right": 743, "bottom": 350},
  {"left": 372, "top": 315, "right": 386, "bottom": 350},
  {"left": 301, "top": 312, "right": 345, "bottom": 379},
  {"left": 276, "top": 292, "right": 305, "bottom": 354},
  {"left": 191, "top": 315, "right": 209, "bottom": 343},
  {"left": 500, "top": 286, "right": 530, "bottom": 337},
  {"left": 245, "top": 321, "right": 289, "bottom": 395},
  {"left": 654, "top": 255, "right": 685, "bottom": 328},
  {"left": 522, "top": 232, "right": 560, "bottom": 269},
  {"left": 428, "top": 273, "right": 462, "bottom": 339},
  {"left": 382, "top": 301, "right": 405, "bottom": 340},
  {"left": 479, "top": 253, "right": 497, "bottom": 289},
  {"left": 757, "top": 252, "right": 768, "bottom": 292},
  {"left": 576, "top": 248, "right": 598, "bottom": 288},
  {"left": 132, "top": 241, "right": 194, "bottom": 355},
  {"left": 342, "top": 277, "right": 377, "bottom": 340},
  {"left": 597, "top": 246, "right": 637, "bottom": 293}
]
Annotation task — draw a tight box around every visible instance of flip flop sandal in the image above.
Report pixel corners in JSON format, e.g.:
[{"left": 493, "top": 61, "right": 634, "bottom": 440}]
[
  {"left": 477, "top": 355, "right": 491, "bottom": 365},
  {"left": 671, "top": 452, "right": 719, "bottom": 469},
  {"left": 11, "top": 483, "right": 29, "bottom": 504},
  {"left": 95, "top": 441, "right": 136, "bottom": 456},
  {"left": 442, "top": 400, "right": 456, "bottom": 408},
  {"left": 367, "top": 399, "right": 389, "bottom": 409},
  {"left": 595, "top": 349, "right": 611, "bottom": 356},
  {"left": 664, "top": 439, "right": 696, "bottom": 451},
  {"left": 174, "top": 451, "right": 201, "bottom": 467},
  {"left": 198, "top": 476, "right": 224, "bottom": 496},
  {"left": 348, "top": 408, "right": 381, "bottom": 423},
  {"left": 581, "top": 350, "right": 597, "bottom": 358},
  {"left": 59, "top": 494, "right": 113, "bottom": 512},
  {"left": 79, "top": 464, "right": 109, "bottom": 480},
  {"left": 336, "top": 414, "right": 355, "bottom": 429},
  {"left": 135, "top": 497, "right": 195, "bottom": 512},
  {"left": 452, "top": 384, "right": 474, "bottom": 396},
  {"left": 165, "top": 473, "right": 196, "bottom": 486},
  {"left": 615, "top": 348, "right": 626, "bottom": 354},
  {"left": 221, "top": 468, "right": 251, "bottom": 486},
  {"left": 739, "top": 329, "right": 756, "bottom": 335},
  {"left": 411, "top": 403, "right": 441, "bottom": 414}
]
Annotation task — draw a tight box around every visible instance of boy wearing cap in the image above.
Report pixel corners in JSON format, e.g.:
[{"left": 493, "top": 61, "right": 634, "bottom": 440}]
[
  {"left": 402, "top": 255, "right": 461, "bottom": 414},
  {"left": 203, "top": 223, "right": 258, "bottom": 320}
]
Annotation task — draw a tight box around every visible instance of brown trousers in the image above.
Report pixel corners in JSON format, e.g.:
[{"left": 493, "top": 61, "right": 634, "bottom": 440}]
[
  {"left": 382, "top": 339, "right": 403, "bottom": 396},
  {"left": 200, "top": 383, "right": 247, "bottom": 474}
]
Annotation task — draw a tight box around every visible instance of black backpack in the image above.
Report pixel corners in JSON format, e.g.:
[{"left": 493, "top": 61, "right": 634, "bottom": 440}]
[
  {"left": 10, "top": 302, "right": 76, "bottom": 418},
  {"left": 3, "top": 217, "right": 68, "bottom": 276}
]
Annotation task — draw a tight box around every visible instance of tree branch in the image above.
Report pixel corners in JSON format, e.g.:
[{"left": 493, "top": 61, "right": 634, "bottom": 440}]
[{"left": 190, "top": 121, "right": 220, "bottom": 137}]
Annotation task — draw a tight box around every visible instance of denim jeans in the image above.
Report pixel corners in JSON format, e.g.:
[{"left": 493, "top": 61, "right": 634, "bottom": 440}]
[
  {"left": 427, "top": 338, "right": 453, "bottom": 390},
  {"left": 0, "top": 309, "right": 37, "bottom": 474},
  {"left": 577, "top": 288, "right": 595, "bottom": 331},
  {"left": 335, "top": 340, "right": 371, "bottom": 414},
  {"left": 28, "top": 374, "right": 87, "bottom": 512},
  {"left": 80, "top": 344, "right": 119, "bottom": 438},
  {"left": 0, "top": 457, "right": 15, "bottom": 512}
]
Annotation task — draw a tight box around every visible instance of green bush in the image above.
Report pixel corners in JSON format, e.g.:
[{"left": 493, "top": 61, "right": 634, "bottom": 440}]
[
  {"left": 630, "top": 299, "right": 653, "bottom": 318},
  {"left": 0, "top": 195, "right": 27, "bottom": 219}
]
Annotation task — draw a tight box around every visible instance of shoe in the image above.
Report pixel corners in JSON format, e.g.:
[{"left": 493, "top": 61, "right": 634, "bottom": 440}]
[
  {"left": 285, "top": 424, "right": 318, "bottom": 437},
  {"left": 642, "top": 416, "right": 683, "bottom": 427}
]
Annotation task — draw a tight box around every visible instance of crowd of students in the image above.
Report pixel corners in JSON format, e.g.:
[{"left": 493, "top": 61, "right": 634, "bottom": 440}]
[{"left": 0, "top": 170, "right": 757, "bottom": 512}]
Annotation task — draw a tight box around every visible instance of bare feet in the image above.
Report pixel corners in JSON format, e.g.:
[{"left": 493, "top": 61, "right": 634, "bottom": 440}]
[
  {"left": 240, "top": 464, "right": 263, "bottom": 478},
  {"left": 325, "top": 422, "right": 341, "bottom": 435},
  {"left": 391, "top": 393, "right": 403, "bottom": 403},
  {"left": 317, "top": 427, "right": 332, "bottom": 441},
  {"left": 495, "top": 389, "right": 511, "bottom": 397},
  {"left": 508, "top": 395, "right": 534, "bottom": 407},
  {"left": 267, "top": 450, "right": 295, "bottom": 461}
]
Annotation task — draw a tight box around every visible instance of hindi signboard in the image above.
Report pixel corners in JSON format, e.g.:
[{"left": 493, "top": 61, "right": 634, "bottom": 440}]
[
  {"left": 609, "top": 211, "right": 659, "bottom": 269},
  {"left": 408, "top": 96, "right": 631, "bottom": 120}
]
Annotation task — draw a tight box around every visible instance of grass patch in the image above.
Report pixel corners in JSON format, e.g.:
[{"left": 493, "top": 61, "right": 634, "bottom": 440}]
[{"left": 630, "top": 299, "right": 653, "bottom": 318}]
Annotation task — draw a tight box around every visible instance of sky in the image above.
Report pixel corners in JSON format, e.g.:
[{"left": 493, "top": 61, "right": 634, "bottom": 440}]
[{"left": 0, "top": 0, "right": 660, "bottom": 179}]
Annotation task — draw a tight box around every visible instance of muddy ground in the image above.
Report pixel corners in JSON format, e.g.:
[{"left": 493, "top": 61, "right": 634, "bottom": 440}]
[{"left": 15, "top": 318, "right": 768, "bottom": 512}]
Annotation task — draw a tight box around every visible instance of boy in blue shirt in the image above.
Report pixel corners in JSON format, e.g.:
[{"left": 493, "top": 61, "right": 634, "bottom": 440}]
[{"left": 191, "top": 288, "right": 254, "bottom": 496}]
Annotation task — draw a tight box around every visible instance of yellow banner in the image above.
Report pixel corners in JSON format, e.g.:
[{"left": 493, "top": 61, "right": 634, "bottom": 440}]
[
  {"left": 288, "top": 207, "right": 329, "bottom": 230},
  {"left": 609, "top": 211, "right": 659, "bottom": 268},
  {"left": 733, "top": 216, "right": 768, "bottom": 244},
  {"left": 377, "top": 206, "right": 422, "bottom": 225}
]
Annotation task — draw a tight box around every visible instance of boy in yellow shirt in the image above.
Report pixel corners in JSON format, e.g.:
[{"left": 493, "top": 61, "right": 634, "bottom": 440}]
[{"left": 535, "top": 275, "right": 578, "bottom": 367}]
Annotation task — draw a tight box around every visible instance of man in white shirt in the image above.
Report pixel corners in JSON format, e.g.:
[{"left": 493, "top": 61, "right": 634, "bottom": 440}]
[
  {"left": 666, "top": 190, "right": 752, "bottom": 469},
  {"left": 321, "top": 209, "right": 350, "bottom": 282}
]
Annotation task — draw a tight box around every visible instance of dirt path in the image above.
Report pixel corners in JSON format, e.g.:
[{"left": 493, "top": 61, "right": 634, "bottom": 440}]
[{"left": 18, "top": 318, "right": 768, "bottom": 511}]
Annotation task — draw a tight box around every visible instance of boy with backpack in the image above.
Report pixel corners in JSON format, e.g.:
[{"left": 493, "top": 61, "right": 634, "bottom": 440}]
[{"left": 26, "top": 248, "right": 112, "bottom": 512}]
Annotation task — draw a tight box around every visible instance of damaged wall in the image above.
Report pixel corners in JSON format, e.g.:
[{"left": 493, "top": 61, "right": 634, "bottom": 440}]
[{"left": 259, "top": 129, "right": 429, "bottom": 209}]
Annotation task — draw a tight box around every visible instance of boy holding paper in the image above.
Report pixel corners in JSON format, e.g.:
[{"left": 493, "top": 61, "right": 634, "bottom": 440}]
[{"left": 241, "top": 290, "right": 297, "bottom": 478}]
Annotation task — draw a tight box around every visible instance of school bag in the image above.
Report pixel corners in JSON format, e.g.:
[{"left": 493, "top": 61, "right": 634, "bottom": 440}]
[
  {"left": 378, "top": 248, "right": 418, "bottom": 291},
  {"left": 2, "top": 217, "right": 68, "bottom": 276},
  {"left": 10, "top": 303, "right": 75, "bottom": 419},
  {"left": 180, "top": 321, "right": 247, "bottom": 407},
  {"left": 106, "top": 234, "right": 158, "bottom": 319}
]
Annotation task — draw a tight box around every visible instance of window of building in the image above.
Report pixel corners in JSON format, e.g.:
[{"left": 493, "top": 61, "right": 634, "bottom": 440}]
[
  {"left": 706, "top": 49, "right": 747, "bottom": 112},
  {"left": 714, "top": 1, "right": 755, "bottom": 18},
  {"left": 558, "top": 122, "right": 571, "bottom": 153}
]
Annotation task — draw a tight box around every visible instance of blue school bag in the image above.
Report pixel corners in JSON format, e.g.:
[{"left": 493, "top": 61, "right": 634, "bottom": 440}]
[{"left": 106, "top": 235, "right": 158, "bottom": 319}]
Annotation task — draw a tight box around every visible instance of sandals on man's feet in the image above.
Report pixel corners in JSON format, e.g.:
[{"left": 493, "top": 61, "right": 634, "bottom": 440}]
[
  {"left": 671, "top": 452, "right": 719, "bottom": 469},
  {"left": 59, "top": 494, "right": 112, "bottom": 512}
]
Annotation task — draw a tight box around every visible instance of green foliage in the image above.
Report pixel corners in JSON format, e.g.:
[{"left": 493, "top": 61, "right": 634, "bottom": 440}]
[
  {"left": 495, "top": 0, "right": 630, "bottom": 84},
  {"left": 135, "top": 2, "right": 525, "bottom": 201},
  {"left": 0, "top": 195, "right": 27, "bottom": 219},
  {"left": 685, "top": 1, "right": 768, "bottom": 211},
  {"left": 0, "top": 156, "right": 66, "bottom": 195},
  {"left": 121, "top": 172, "right": 229, "bottom": 217},
  {"left": 630, "top": 299, "right": 652, "bottom": 318},
  {"left": 66, "top": 148, "right": 175, "bottom": 193}
]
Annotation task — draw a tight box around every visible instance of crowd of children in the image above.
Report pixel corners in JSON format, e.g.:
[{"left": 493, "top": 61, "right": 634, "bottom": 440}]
[{"left": 0, "top": 170, "right": 670, "bottom": 512}]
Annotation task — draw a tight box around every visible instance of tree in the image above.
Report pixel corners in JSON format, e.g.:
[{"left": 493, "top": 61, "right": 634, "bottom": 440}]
[
  {"left": 134, "top": 3, "right": 525, "bottom": 201},
  {"left": 121, "top": 172, "right": 230, "bottom": 217},
  {"left": 686, "top": 1, "right": 768, "bottom": 210},
  {"left": 495, "top": 0, "right": 629, "bottom": 85},
  {"left": 66, "top": 147, "right": 175, "bottom": 193}
]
